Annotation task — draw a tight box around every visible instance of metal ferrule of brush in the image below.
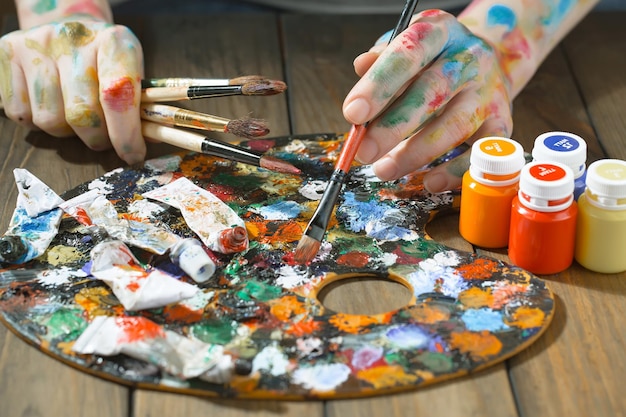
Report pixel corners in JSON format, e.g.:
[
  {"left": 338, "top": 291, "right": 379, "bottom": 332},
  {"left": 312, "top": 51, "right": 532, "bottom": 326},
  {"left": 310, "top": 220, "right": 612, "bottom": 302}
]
[
  {"left": 187, "top": 85, "right": 242, "bottom": 98},
  {"left": 201, "top": 139, "right": 261, "bottom": 166},
  {"left": 307, "top": 169, "right": 348, "bottom": 241}
]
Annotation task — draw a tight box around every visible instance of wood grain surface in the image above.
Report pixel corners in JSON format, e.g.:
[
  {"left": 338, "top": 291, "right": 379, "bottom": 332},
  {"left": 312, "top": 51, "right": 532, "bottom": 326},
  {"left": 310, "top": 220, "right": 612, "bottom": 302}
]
[{"left": 0, "top": 10, "right": 625, "bottom": 417}]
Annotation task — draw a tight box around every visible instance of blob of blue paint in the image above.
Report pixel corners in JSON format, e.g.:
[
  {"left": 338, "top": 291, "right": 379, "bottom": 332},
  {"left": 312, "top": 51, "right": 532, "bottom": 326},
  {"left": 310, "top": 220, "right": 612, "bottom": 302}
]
[
  {"left": 257, "top": 200, "right": 302, "bottom": 220},
  {"left": 461, "top": 308, "right": 510, "bottom": 332},
  {"left": 337, "top": 192, "right": 394, "bottom": 233},
  {"left": 486, "top": 5, "right": 516, "bottom": 31},
  {"left": 385, "top": 324, "right": 431, "bottom": 349}
]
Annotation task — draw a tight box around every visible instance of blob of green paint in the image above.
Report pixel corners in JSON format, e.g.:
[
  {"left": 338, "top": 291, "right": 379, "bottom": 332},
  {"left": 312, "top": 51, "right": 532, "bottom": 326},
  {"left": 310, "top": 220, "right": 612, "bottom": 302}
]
[
  {"left": 237, "top": 279, "right": 282, "bottom": 302},
  {"left": 416, "top": 351, "right": 454, "bottom": 373},
  {"left": 34, "top": 0, "right": 57, "bottom": 14},
  {"left": 43, "top": 308, "right": 87, "bottom": 341},
  {"left": 191, "top": 319, "right": 238, "bottom": 345}
]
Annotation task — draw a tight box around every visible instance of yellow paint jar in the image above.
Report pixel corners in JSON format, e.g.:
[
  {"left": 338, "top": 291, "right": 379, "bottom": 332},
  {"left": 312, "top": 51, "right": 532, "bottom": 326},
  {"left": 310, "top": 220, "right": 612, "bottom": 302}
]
[
  {"left": 575, "top": 159, "right": 626, "bottom": 273},
  {"left": 459, "top": 137, "right": 526, "bottom": 248}
]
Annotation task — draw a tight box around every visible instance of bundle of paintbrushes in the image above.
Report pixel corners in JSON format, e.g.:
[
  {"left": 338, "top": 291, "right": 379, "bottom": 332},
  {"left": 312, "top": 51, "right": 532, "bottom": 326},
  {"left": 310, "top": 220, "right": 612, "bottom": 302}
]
[
  {"left": 0, "top": 75, "right": 295, "bottom": 174},
  {"left": 138, "top": 75, "right": 298, "bottom": 175}
]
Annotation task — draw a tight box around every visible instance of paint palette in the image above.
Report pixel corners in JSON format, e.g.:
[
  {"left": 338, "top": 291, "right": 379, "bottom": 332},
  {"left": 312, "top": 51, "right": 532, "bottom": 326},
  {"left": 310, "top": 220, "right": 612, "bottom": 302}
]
[{"left": 0, "top": 133, "right": 554, "bottom": 399}]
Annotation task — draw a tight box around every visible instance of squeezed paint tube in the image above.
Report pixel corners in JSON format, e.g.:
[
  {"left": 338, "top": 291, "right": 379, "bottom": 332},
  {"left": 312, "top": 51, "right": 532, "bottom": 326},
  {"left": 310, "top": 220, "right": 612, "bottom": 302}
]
[
  {"left": 0, "top": 169, "right": 64, "bottom": 264},
  {"left": 85, "top": 195, "right": 179, "bottom": 255},
  {"left": 73, "top": 315, "right": 235, "bottom": 383},
  {"left": 143, "top": 177, "right": 248, "bottom": 254},
  {"left": 90, "top": 240, "right": 198, "bottom": 311},
  {"left": 62, "top": 189, "right": 216, "bottom": 283},
  {"left": 58, "top": 188, "right": 102, "bottom": 226}
]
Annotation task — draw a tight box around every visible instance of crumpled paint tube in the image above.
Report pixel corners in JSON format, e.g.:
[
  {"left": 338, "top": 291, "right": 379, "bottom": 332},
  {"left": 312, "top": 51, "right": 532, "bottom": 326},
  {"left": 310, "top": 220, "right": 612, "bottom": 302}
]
[
  {"left": 0, "top": 169, "right": 64, "bottom": 264},
  {"left": 143, "top": 177, "right": 248, "bottom": 254},
  {"left": 58, "top": 188, "right": 102, "bottom": 226},
  {"left": 63, "top": 191, "right": 217, "bottom": 284},
  {"left": 90, "top": 240, "right": 198, "bottom": 311},
  {"left": 61, "top": 190, "right": 216, "bottom": 283},
  {"left": 86, "top": 195, "right": 180, "bottom": 255},
  {"left": 72, "top": 315, "right": 235, "bottom": 383}
]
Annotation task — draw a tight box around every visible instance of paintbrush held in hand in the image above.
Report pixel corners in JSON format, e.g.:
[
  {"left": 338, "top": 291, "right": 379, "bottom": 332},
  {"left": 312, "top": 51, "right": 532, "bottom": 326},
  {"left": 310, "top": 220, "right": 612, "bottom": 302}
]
[
  {"left": 141, "top": 121, "right": 300, "bottom": 175},
  {"left": 140, "top": 104, "right": 269, "bottom": 139},
  {"left": 141, "top": 79, "right": 287, "bottom": 102},
  {"left": 294, "top": 0, "right": 422, "bottom": 264}
]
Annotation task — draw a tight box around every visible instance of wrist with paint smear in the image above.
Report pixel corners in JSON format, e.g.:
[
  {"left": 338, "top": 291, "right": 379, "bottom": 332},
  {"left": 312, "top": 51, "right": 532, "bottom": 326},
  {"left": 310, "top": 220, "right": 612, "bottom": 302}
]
[
  {"left": 16, "top": 0, "right": 113, "bottom": 29},
  {"left": 457, "top": 0, "right": 599, "bottom": 98}
]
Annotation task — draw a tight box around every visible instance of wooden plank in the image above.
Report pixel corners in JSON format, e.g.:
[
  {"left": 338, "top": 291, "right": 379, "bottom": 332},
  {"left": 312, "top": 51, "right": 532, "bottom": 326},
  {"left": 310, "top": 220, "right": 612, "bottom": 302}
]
[
  {"left": 134, "top": 392, "right": 322, "bottom": 417},
  {"left": 282, "top": 13, "right": 396, "bottom": 135},
  {"left": 282, "top": 13, "right": 518, "bottom": 417},
  {"left": 562, "top": 12, "right": 626, "bottom": 161}
]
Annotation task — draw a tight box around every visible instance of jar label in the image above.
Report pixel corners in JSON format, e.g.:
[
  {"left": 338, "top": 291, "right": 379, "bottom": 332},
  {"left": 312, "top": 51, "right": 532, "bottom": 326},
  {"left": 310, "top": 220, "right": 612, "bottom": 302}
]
[
  {"left": 479, "top": 139, "right": 517, "bottom": 157},
  {"left": 597, "top": 162, "right": 626, "bottom": 180},
  {"left": 529, "top": 163, "right": 567, "bottom": 182},
  {"left": 542, "top": 134, "right": 580, "bottom": 152}
]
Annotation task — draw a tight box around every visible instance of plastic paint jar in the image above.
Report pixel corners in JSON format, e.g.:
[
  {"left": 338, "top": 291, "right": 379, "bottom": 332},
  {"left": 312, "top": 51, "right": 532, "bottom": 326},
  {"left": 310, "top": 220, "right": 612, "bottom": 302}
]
[
  {"left": 532, "top": 131, "right": 587, "bottom": 200},
  {"left": 574, "top": 159, "right": 626, "bottom": 273},
  {"left": 508, "top": 161, "right": 577, "bottom": 274},
  {"left": 459, "top": 137, "right": 526, "bottom": 248}
]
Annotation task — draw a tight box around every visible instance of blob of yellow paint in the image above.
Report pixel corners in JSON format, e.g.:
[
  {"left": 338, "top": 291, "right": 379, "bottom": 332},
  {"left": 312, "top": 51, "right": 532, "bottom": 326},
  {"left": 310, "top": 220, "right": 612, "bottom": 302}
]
[{"left": 46, "top": 245, "right": 84, "bottom": 266}]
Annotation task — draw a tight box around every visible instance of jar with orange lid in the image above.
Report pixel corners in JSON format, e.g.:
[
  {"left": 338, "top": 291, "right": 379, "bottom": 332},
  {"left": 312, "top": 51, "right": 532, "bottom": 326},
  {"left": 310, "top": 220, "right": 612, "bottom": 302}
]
[{"left": 459, "top": 137, "right": 526, "bottom": 248}]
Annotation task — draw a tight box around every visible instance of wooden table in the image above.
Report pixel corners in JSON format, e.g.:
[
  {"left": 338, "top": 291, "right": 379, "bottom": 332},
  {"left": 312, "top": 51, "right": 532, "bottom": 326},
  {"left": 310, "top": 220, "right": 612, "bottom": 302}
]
[{"left": 1, "top": 10, "right": 624, "bottom": 417}]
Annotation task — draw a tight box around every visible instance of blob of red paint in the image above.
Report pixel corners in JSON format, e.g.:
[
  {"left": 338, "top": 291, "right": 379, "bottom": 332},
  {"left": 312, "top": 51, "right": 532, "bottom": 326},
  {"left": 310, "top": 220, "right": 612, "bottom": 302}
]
[
  {"left": 246, "top": 139, "right": 276, "bottom": 152},
  {"left": 66, "top": 3, "right": 109, "bottom": 19},
  {"left": 392, "top": 247, "right": 422, "bottom": 265},
  {"left": 116, "top": 316, "right": 165, "bottom": 343},
  {"left": 336, "top": 251, "right": 370, "bottom": 268},
  {"left": 162, "top": 304, "right": 204, "bottom": 323},
  {"left": 103, "top": 76, "right": 136, "bottom": 112}
]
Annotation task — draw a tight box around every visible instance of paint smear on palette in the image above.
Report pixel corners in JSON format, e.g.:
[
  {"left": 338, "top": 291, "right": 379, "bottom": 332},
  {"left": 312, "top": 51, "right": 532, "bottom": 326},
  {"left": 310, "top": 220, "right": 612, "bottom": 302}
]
[{"left": 0, "top": 133, "right": 555, "bottom": 400}]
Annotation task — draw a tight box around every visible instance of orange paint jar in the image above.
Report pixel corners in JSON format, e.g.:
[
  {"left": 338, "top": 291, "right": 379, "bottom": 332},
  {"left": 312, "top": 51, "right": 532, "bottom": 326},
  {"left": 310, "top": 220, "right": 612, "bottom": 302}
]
[
  {"left": 459, "top": 137, "right": 526, "bottom": 248},
  {"left": 508, "top": 162, "right": 577, "bottom": 275}
]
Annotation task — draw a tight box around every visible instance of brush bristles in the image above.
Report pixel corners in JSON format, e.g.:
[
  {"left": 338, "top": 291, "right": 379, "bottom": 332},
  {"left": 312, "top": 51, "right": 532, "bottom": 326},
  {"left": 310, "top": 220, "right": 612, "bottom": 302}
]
[
  {"left": 294, "top": 235, "right": 322, "bottom": 264},
  {"left": 259, "top": 156, "right": 301, "bottom": 175},
  {"left": 241, "top": 80, "right": 287, "bottom": 96},
  {"left": 225, "top": 118, "right": 270, "bottom": 139}
]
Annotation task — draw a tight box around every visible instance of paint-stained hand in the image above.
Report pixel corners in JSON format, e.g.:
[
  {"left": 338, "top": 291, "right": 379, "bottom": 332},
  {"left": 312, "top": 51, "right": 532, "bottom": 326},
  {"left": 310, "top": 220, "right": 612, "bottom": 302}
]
[
  {"left": 343, "top": 10, "right": 513, "bottom": 192},
  {"left": 0, "top": 17, "right": 146, "bottom": 165}
]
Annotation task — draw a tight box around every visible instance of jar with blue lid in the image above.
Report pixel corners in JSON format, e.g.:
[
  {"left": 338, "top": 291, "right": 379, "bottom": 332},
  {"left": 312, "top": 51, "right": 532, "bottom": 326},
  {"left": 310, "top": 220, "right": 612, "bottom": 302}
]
[{"left": 532, "top": 131, "right": 587, "bottom": 200}]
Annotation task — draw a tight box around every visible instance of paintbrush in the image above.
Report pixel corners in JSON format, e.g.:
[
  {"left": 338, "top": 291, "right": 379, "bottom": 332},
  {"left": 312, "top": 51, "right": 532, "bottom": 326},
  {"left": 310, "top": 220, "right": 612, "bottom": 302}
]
[
  {"left": 141, "top": 75, "right": 266, "bottom": 88},
  {"left": 141, "top": 121, "right": 300, "bottom": 175},
  {"left": 140, "top": 103, "right": 269, "bottom": 139},
  {"left": 294, "top": 0, "right": 421, "bottom": 263},
  {"left": 141, "top": 79, "right": 287, "bottom": 102}
]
